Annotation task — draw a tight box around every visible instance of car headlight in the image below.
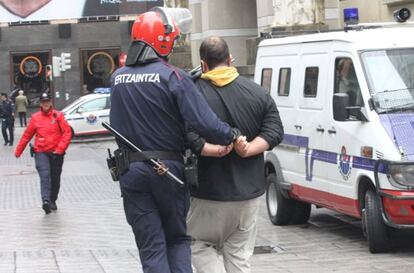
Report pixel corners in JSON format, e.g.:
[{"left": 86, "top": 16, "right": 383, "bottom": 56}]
[{"left": 388, "top": 164, "right": 414, "bottom": 188}]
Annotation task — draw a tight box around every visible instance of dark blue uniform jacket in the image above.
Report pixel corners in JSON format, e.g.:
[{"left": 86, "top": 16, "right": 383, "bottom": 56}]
[
  {"left": 0, "top": 100, "right": 14, "bottom": 119},
  {"left": 109, "top": 60, "right": 233, "bottom": 153}
]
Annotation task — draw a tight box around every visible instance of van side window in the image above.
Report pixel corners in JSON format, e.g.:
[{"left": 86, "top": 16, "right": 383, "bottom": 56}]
[
  {"left": 334, "top": 58, "right": 363, "bottom": 107},
  {"left": 261, "top": 68, "right": 272, "bottom": 93},
  {"left": 278, "top": 68, "right": 291, "bottom": 96},
  {"left": 304, "top": 67, "right": 319, "bottom": 97}
]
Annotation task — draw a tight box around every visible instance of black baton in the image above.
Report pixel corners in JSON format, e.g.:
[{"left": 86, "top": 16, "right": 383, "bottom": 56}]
[{"left": 102, "top": 121, "right": 184, "bottom": 185}]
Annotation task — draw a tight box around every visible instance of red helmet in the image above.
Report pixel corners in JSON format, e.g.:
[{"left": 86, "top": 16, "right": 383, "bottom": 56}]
[{"left": 131, "top": 9, "right": 180, "bottom": 57}]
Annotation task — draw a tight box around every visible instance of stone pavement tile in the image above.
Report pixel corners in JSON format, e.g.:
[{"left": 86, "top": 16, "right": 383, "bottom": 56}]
[
  {"left": 326, "top": 268, "right": 386, "bottom": 273},
  {"left": 15, "top": 250, "right": 58, "bottom": 273},
  {"left": 103, "top": 264, "right": 142, "bottom": 273},
  {"left": 257, "top": 253, "right": 302, "bottom": 262},
  {"left": 54, "top": 249, "right": 142, "bottom": 273},
  {"left": 58, "top": 264, "right": 105, "bottom": 273},
  {"left": 0, "top": 267, "right": 15, "bottom": 273},
  {"left": 251, "top": 265, "right": 293, "bottom": 273},
  {"left": 91, "top": 249, "right": 141, "bottom": 272},
  {"left": 251, "top": 253, "right": 293, "bottom": 273},
  {"left": 17, "top": 267, "right": 58, "bottom": 273},
  {"left": 0, "top": 251, "right": 14, "bottom": 267},
  {"left": 279, "top": 261, "right": 330, "bottom": 271},
  {"left": 382, "top": 266, "right": 414, "bottom": 273},
  {"left": 373, "top": 263, "right": 414, "bottom": 272}
]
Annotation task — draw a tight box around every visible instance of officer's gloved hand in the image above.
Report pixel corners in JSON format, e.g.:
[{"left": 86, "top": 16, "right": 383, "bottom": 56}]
[{"left": 231, "top": 127, "right": 242, "bottom": 142}]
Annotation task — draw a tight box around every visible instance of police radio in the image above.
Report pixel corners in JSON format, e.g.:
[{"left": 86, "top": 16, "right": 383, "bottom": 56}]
[
  {"left": 184, "top": 149, "right": 198, "bottom": 189},
  {"left": 106, "top": 148, "right": 119, "bottom": 182}
]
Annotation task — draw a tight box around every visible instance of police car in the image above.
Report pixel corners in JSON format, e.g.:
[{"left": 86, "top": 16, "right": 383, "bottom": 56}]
[{"left": 61, "top": 88, "right": 110, "bottom": 136}]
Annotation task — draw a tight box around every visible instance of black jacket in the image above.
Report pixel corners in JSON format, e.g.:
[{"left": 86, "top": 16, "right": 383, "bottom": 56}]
[
  {"left": 188, "top": 76, "right": 284, "bottom": 201},
  {"left": 0, "top": 100, "right": 14, "bottom": 119}
]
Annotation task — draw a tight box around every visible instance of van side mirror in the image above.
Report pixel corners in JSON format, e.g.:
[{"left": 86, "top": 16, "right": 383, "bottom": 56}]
[
  {"left": 333, "top": 93, "right": 350, "bottom": 121},
  {"left": 77, "top": 107, "right": 84, "bottom": 114}
]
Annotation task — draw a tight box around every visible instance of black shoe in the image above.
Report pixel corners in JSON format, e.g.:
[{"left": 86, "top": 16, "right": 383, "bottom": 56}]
[
  {"left": 42, "top": 200, "right": 51, "bottom": 214},
  {"left": 3, "top": 142, "right": 7, "bottom": 146},
  {"left": 50, "top": 202, "right": 57, "bottom": 211},
  {"left": 8, "top": 143, "right": 13, "bottom": 146}
]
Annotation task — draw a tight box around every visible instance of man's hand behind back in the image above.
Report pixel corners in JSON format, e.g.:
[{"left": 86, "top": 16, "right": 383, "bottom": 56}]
[{"left": 234, "top": 136, "right": 249, "bottom": 158}]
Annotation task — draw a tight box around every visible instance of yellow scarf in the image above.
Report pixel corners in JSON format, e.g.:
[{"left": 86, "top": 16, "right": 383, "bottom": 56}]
[{"left": 201, "top": 67, "right": 239, "bottom": 87}]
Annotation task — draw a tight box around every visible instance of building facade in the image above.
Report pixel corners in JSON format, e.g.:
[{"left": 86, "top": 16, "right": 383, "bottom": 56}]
[
  {"left": 190, "top": 0, "right": 414, "bottom": 70},
  {"left": 0, "top": 19, "right": 133, "bottom": 109},
  {"left": 0, "top": 1, "right": 167, "bottom": 110},
  {"left": 1, "top": 0, "right": 413, "bottom": 109}
]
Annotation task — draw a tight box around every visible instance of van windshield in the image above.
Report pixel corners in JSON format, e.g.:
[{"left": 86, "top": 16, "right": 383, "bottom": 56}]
[{"left": 361, "top": 48, "right": 414, "bottom": 113}]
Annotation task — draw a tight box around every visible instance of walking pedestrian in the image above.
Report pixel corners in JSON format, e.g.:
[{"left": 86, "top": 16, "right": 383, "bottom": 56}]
[
  {"left": 15, "top": 93, "right": 72, "bottom": 214},
  {"left": 186, "top": 36, "right": 284, "bottom": 273},
  {"left": 0, "top": 92, "right": 15, "bottom": 146},
  {"left": 109, "top": 9, "right": 241, "bottom": 273},
  {"left": 15, "top": 90, "right": 28, "bottom": 127}
]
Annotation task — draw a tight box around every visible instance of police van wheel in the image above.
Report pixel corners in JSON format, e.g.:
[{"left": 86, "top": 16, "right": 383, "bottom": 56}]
[
  {"left": 290, "top": 202, "right": 311, "bottom": 225},
  {"left": 266, "top": 173, "right": 294, "bottom": 225},
  {"left": 363, "top": 189, "right": 390, "bottom": 253}
]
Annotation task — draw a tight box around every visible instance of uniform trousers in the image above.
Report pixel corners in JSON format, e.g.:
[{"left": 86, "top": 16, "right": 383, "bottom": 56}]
[
  {"left": 1, "top": 117, "right": 13, "bottom": 144},
  {"left": 119, "top": 160, "right": 192, "bottom": 273},
  {"left": 187, "top": 197, "right": 260, "bottom": 273},
  {"left": 34, "top": 152, "right": 64, "bottom": 202}
]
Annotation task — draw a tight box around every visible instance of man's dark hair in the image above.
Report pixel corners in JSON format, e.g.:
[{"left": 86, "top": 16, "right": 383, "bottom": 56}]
[
  {"left": 1, "top": 93, "right": 7, "bottom": 97},
  {"left": 199, "top": 36, "right": 230, "bottom": 70}
]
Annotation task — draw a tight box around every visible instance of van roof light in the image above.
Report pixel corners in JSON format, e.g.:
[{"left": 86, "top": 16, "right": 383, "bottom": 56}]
[
  {"left": 394, "top": 8, "right": 411, "bottom": 23},
  {"left": 344, "top": 8, "right": 359, "bottom": 26}
]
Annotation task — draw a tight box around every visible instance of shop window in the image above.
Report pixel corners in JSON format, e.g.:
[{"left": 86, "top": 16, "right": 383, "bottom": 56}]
[
  {"left": 11, "top": 51, "right": 50, "bottom": 106},
  {"left": 81, "top": 48, "right": 121, "bottom": 94}
]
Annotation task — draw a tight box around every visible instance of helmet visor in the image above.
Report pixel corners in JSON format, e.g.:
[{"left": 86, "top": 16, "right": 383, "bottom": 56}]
[{"left": 151, "top": 7, "right": 193, "bottom": 34}]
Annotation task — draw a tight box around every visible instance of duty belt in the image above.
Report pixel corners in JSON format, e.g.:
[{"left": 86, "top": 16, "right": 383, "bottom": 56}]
[{"left": 129, "top": 151, "right": 183, "bottom": 162}]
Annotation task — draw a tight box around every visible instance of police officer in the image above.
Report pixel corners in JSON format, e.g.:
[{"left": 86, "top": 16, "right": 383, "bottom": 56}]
[
  {"left": 15, "top": 93, "right": 72, "bottom": 214},
  {"left": 0, "top": 93, "right": 15, "bottom": 146},
  {"left": 109, "top": 8, "right": 240, "bottom": 273}
]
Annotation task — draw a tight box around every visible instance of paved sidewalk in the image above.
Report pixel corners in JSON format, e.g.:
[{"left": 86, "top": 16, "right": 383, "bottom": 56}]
[
  {"left": 0, "top": 128, "right": 277, "bottom": 273},
  {"left": 1, "top": 127, "right": 414, "bottom": 273},
  {"left": 0, "top": 127, "right": 141, "bottom": 273}
]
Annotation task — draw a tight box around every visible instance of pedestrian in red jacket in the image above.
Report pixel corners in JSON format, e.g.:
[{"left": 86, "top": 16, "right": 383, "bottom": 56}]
[{"left": 15, "top": 93, "right": 72, "bottom": 214}]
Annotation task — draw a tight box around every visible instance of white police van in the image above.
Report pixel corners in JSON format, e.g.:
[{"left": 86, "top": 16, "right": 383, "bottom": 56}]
[
  {"left": 61, "top": 88, "right": 110, "bottom": 136},
  {"left": 255, "top": 22, "right": 414, "bottom": 253}
]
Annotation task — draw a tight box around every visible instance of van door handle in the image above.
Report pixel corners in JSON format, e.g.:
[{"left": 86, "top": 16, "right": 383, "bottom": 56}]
[
  {"left": 294, "top": 125, "right": 302, "bottom": 130},
  {"left": 316, "top": 127, "right": 325, "bottom": 133},
  {"left": 328, "top": 128, "right": 336, "bottom": 134}
]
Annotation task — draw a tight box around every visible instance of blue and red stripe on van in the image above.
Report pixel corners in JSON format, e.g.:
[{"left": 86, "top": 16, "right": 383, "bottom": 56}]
[
  {"left": 275, "top": 134, "right": 414, "bottom": 225},
  {"left": 281, "top": 134, "right": 386, "bottom": 181}
]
